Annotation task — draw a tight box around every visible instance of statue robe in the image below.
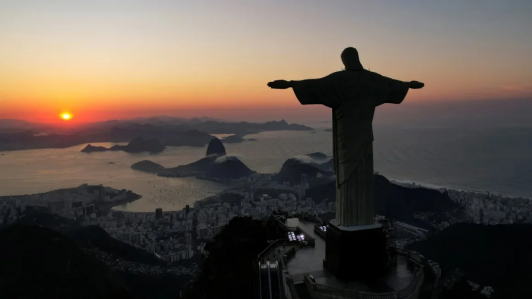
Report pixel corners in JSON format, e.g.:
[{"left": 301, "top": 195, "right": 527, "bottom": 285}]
[{"left": 291, "top": 70, "right": 409, "bottom": 226}]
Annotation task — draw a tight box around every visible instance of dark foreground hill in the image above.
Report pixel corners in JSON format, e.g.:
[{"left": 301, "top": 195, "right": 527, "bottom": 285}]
[
  {"left": 5, "top": 215, "right": 190, "bottom": 299},
  {"left": 10, "top": 212, "right": 81, "bottom": 233},
  {"left": 408, "top": 223, "right": 532, "bottom": 298},
  {"left": 182, "top": 216, "right": 283, "bottom": 299},
  {"left": 11, "top": 214, "right": 162, "bottom": 265},
  {"left": 67, "top": 225, "right": 163, "bottom": 266},
  {"left": 0, "top": 225, "right": 136, "bottom": 299}
]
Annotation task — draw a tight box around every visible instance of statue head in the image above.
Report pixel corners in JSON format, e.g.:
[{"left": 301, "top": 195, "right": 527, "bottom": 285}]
[{"left": 341, "top": 47, "right": 363, "bottom": 71}]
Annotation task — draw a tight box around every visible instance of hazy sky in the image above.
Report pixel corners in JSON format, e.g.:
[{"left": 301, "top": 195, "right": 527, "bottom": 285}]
[{"left": 1, "top": 0, "right": 531, "bottom": 123}]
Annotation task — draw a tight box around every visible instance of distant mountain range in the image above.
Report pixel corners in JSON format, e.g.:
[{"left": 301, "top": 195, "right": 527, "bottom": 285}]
[
  {"left": 0, "top": 119, "right": 47, "bottom": 129},
  {"left": 0, "top": 118, "right": 313, "bottom": 151}
]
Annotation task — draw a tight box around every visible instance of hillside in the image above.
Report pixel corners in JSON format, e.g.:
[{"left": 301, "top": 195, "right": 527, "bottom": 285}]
[
  {"left": 67, "top": 225, "right": 163, "bottom": 266},
  {"left": 275, "top": 156, "right": 335, "bottom": 185},
  {"left": 0, "top": 225, "right": 135, "bottom": 299},
  {"left": 307, "top": 174, "right": 463, "bottom": 228},
  {"left": 182, "top": 216, "right": 283, "bottom": 299},
  {"left": 12, "top": 214, "right": 162, "bottom": 266},
  {"left": 152, "top": 138, "right": 255, "bottom": 179},
  {"left": 210, "top": 156, "right": 255, "bottom": 179},
  {"left": 408, "top": 223, "right": 532, "bottom": 298},
  {"left": 11, "top": 213, "right": 81, "bottom": 233}
]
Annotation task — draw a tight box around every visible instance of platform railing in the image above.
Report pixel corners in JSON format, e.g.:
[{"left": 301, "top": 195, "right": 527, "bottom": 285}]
[
  {"left": 257, "top": 238, "right": 289, "bottom": 259},
  {"left": 304, "top": 275, "right": 398, "bottom": 299},
  {"left": 303, "top": 249, "right": 428, "bottom": 299},
  {"left": 264, "top": 216, "right": 432, "bottom": 299}
]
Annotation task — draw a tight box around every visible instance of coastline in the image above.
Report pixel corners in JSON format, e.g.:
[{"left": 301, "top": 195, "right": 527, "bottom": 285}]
[
  {"left": 100, "top": 194, "right": 142, "bottom": 212},
  {"left": 387, "top": 177, "right": 530, "bottom": 199},
  {"left": 3, "top": 175, "right": 530, "bottom": 215}
]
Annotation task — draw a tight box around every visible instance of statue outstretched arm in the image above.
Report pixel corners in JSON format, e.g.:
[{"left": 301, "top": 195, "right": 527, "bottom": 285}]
[
  {"left": 267, "top": 80, "right": 293, "bottom": 89},
  {"left": 406, "top": 81, "right": 424, "bottom": 89},
  {"left": 267, "top": 72, "right": 341, "bottom": 90},
  {"left": 267, "top": 73, "right": 342, "bottom": 108}
]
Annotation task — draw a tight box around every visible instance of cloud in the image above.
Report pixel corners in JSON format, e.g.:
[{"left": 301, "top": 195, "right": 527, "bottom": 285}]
[
  {"left": 291, "top": 155, "right": 315, "bottom": 164},
  {"left": 213, "top": 154, "right": 242, "bottom": 164}
]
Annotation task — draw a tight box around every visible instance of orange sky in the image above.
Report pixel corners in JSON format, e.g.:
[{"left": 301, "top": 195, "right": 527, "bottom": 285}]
[{"left": 1, "top": 1, "right": 531, "bottom": 123}]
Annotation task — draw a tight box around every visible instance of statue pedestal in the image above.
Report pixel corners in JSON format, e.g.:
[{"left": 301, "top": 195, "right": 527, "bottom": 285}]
[{"left": 323, "top": 220, "right": 388, "bottom": 280}]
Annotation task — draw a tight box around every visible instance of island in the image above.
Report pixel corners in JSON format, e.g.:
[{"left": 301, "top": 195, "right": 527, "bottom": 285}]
[
  {"left": 220, "top": 134, "right": 245, "bottom": 143},
  {"left": 81, "top": 137, "right": 166, "bottom": 154},
  {"left": 131, "top": 160, "right": 166, "bottom": 173},
  {"left": 81, "top": 144, "right": 108, "bottom": 153}
]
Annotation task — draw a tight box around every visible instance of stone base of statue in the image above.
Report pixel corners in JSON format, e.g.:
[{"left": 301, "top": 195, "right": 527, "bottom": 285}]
[{"left": 323, "top": 219, "right": 388, "bottom": 280}]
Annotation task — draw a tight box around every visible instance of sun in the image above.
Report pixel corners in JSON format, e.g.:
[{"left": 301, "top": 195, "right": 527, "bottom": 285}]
[{"left": 60, "top": 112, "right": 72, "bottom": 121}]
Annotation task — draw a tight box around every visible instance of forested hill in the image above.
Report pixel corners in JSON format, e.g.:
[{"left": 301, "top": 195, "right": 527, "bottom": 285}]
[
  {"left": 182, "top": 216, "right": 284, "bottom": 299},
  {"left": 408, "top": 223, "right": 532, "bottom": 298}
]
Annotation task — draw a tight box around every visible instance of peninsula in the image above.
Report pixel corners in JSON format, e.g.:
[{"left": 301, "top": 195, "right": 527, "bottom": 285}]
[{"left": 131, "top": 137, "right": 255, "bottom": 180}]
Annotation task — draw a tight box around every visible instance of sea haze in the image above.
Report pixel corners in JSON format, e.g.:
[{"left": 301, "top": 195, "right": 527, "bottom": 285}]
[{"left": 1, "top": 124, "right": 531, "bottom": 212}]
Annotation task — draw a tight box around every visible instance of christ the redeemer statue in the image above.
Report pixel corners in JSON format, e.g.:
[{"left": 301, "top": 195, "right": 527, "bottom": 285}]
[{"left": 268, "top": 47, "right": 424, "bottom": 228}]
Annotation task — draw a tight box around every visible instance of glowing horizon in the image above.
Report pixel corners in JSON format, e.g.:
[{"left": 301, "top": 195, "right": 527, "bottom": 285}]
[{"left": 1, "top": 1, "right": 531, "bottom": 123}]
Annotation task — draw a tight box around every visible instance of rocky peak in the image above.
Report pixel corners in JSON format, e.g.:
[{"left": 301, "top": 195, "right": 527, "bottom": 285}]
[{"left": 206, "top": 137, "right": 226, "bottom": 156}]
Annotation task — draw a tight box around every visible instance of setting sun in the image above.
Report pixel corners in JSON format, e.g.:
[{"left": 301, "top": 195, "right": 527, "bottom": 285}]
[{"left": 60, "top": 113, "right": 72, "bottom": 121}]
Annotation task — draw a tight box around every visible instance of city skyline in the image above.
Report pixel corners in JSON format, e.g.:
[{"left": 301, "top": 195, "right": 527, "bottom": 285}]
[{"left": 2, "top": 0, "right": 532, "bottom": 123}]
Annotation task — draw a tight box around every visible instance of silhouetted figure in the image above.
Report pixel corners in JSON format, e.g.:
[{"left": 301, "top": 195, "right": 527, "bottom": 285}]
[{"left": 268, "top": 47, "right": 423, "bottom": 227}]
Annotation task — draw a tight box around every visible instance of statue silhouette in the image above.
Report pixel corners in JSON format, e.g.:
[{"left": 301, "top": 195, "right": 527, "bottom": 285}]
[{"left": 268, "top": 47, "right": 424, "bottom": 227}]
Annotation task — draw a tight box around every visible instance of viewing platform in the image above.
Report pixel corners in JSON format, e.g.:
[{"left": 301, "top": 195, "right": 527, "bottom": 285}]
[{"left": 273, "top": 218, "right": 440, "bottom": 299}]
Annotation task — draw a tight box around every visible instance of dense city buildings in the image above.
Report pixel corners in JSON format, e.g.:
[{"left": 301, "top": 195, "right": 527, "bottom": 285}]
[{"left": 1, "top": 173, "right": 526, "bottom": 298}]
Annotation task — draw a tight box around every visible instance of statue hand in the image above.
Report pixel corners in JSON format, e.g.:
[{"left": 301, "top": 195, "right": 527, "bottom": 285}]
[
  {"left": 409, "top": 81, "right": 424, "bottom": 89},
  {"left": 268, "top": 80, "right": 291, "bottom": 89}
]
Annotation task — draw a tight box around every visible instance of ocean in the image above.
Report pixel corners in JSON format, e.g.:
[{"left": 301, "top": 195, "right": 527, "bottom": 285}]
[{"left": 0, "top": 126, "right": 531, "bottom": 212}]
